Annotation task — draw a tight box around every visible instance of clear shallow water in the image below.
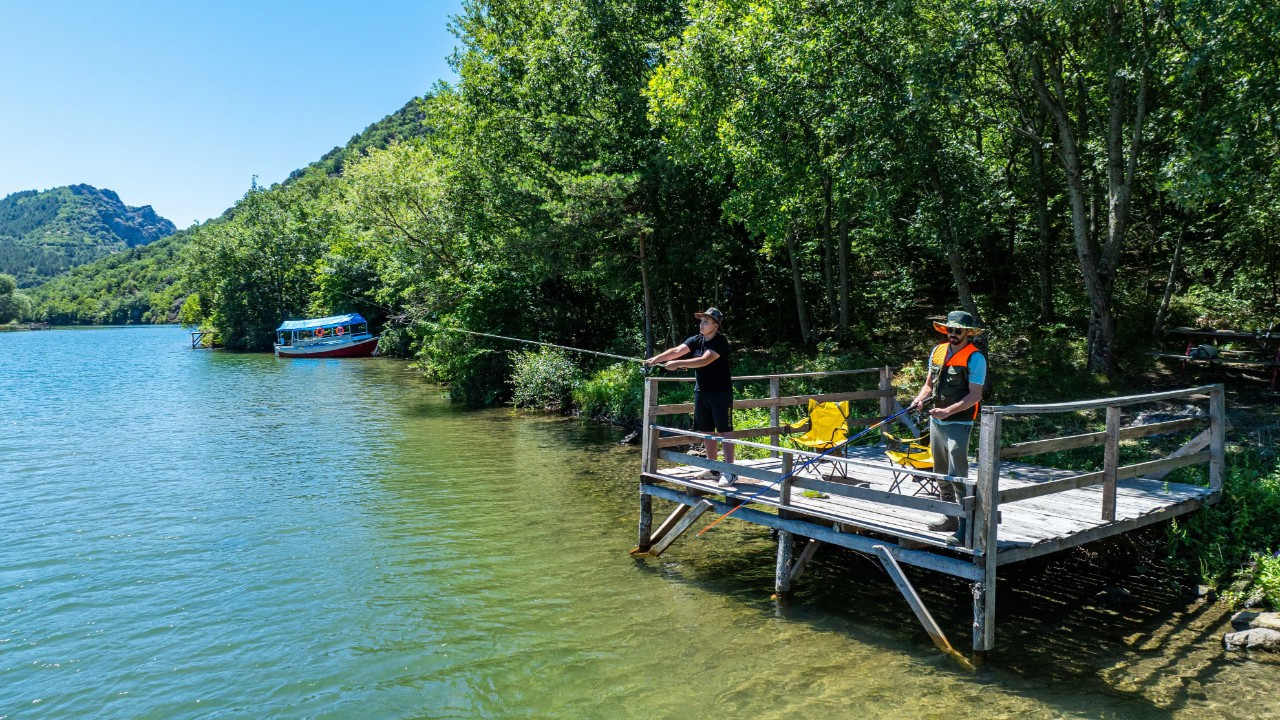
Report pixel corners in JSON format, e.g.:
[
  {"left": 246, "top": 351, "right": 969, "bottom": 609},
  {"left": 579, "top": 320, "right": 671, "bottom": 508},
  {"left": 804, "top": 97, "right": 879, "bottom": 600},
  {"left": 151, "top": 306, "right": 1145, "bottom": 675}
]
[{"left": 1, "top": 326, "right": 1276, "bottom": 719}]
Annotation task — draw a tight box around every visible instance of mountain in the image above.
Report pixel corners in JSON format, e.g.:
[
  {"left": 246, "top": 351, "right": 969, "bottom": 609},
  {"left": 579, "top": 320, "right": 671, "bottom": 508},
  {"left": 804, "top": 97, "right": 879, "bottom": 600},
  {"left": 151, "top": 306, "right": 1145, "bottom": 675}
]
[
  {"left": 0, "top": 184, "right": 176, "bottom": 287},
  {"left": 28, "top": 96, "right": 432, "bottom": 324}
]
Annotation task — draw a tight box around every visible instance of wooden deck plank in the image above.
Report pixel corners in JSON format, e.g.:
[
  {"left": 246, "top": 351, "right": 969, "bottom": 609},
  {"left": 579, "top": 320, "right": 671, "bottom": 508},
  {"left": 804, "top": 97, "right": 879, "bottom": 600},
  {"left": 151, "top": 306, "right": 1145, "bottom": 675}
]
[{"left": 650, "top": 443, "right": 1212, "bottom": 562}]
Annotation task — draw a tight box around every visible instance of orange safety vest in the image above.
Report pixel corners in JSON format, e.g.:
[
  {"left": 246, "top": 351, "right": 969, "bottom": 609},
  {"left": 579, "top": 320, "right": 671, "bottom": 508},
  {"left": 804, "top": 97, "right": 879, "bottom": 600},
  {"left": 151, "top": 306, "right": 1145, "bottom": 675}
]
[{"left": 929, "top": 342, "right": 982, "bottom": 421}]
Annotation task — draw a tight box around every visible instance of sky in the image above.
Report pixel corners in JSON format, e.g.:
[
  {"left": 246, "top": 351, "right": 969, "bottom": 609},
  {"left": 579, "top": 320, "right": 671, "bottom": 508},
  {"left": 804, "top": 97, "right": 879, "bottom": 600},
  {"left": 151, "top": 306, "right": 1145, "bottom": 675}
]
[{"left": 0, "top": 0, "right": 462, "bottom": 229}]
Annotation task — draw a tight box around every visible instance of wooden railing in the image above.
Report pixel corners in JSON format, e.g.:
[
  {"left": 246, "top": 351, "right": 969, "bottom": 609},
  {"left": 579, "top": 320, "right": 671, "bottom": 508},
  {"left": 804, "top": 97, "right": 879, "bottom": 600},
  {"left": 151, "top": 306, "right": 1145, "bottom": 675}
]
[
  {"left": 640, "top": 367, "right": 983, "bottom": 554},
  {"left": 982, "top": 384, "right": 1226, "bottom": 519},
  {"left": 641, "top": 367, "right": 900, "bottom": 472}
]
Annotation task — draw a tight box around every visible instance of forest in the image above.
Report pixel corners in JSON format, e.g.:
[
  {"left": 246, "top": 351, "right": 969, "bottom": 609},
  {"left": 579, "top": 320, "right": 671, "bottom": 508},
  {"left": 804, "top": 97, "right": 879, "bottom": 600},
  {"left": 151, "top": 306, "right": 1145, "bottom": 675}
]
[{"left": 164, "top": 0, "right": 1279, "bottom": 383}]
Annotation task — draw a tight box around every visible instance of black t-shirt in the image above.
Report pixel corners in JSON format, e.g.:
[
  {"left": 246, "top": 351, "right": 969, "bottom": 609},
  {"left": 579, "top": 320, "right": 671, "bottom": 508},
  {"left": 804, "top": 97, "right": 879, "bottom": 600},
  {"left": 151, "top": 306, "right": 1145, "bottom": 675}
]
[{"left": 683, "top": 332, "right": 733, "bottom": 392}]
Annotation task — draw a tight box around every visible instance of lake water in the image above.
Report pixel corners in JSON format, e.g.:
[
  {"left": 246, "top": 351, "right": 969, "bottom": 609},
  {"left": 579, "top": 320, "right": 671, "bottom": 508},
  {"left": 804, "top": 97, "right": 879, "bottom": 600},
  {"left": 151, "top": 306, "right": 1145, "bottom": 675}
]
[{"left": 1, "top": 326, "right": 1276, "bottom": 719}]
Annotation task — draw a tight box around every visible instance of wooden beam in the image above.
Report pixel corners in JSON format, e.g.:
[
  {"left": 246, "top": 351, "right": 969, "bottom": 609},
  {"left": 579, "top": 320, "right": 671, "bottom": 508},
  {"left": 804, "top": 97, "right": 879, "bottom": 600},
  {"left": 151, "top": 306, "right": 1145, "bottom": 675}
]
[
  {"left": 873, "top": 545, "right": 957, "bottom": 655},
  {"left": 1210, "top": 384, "right": 1226, "bottom": 492},
  {"left": 1144, "top": 415, "right": 1233, "bottom": 481},
  {"left": 641, "top": 483, "right": 985, "bottom": 580},
  {"left": 655, "top": 388, "right": 893, "bottom": 415},
  {"left": 648, "top": 500, "right": 713, "bottom": 556},
  {"left": 657, "top": 450, "right": 783, "bottom": 484},
  {"left": 791, "top": 476, "right": 969, "bottom": 517},
  {"left": 788, "top": 539, "right": 822, "bottom": 584},
  {"left": 769, "top": 377, "right": 781, "bottom": 458},
  {"left": 999, "top": 417, "right": 1204, "bottom": 459},
  {"left": 974, "top": 410, "right": 1002, "bottom": 652},
  {"left": 648, "top": 503, "right": 692, "bottom": 546},
  {"left": 988, "top": 385, "right": 1218, "bottom": 415},
  {"left": 996, "top": 451, "right": 1211, "bottom": 503},
  {"left": 1102, "top": 406, "right": 1120, "bottom": 521}
]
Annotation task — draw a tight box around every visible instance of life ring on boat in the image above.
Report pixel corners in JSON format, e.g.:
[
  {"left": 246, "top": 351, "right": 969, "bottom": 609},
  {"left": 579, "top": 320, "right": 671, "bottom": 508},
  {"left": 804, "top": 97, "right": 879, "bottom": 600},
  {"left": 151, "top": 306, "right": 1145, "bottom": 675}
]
[
  {"left": 335, "top": 326, "right": 345, "bottom": 336},
  {"left": 315, "top": 327, "right": 326, "bottom": 337}
]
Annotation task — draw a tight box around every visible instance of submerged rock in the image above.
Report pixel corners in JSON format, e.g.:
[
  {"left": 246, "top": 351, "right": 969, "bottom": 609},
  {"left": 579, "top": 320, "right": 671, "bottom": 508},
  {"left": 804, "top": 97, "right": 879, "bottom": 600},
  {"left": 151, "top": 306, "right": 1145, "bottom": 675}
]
[
  {"left": 1231, "top": 611, "right": 1280, "bottom": 632},
  {"left": 1223, "top": 628, "right": 1280, "bottom": 652}
]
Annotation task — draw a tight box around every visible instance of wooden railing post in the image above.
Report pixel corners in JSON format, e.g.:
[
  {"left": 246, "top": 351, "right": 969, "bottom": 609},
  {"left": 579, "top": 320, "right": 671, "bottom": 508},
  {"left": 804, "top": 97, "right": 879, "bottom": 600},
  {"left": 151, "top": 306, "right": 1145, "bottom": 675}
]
[
  {"left": 1209, "top": 384, "right": 1226, "bottom": 493},
  {"left": 638, "top": 377, "right": 660, "bottom": 552},
  {"left": 972, "top": 407, "right": 1002, "bottom": 653},
  {"left": 642, "top": 377, "right": 660, "bottom": 475},
  {"left": 1102, "top": 406, "right": 1120, "bottom": 521},
  {"left": 878, "top": 366, "right": 893, "bottom": 419},
  {"left": 769, "top": 376, "right": 781, "bottom": 458}
]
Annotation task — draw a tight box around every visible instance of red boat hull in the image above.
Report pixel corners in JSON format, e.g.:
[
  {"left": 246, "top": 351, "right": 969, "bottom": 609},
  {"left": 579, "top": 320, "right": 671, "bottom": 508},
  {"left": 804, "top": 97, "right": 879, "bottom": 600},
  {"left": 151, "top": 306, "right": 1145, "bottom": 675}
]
[{"left": 275, "top": 336, "right": 378, "bottom": 358}]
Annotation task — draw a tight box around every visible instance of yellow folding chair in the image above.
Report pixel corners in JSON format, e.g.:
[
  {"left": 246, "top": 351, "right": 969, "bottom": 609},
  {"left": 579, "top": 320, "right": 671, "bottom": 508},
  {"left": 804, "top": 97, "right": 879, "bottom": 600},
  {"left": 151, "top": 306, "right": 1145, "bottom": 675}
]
[
  {"left": 785, "top": 399, "right": 850, "bottom": 480},
  {"left": 883, "top": 429, "right": 938, "bottom": 496}
]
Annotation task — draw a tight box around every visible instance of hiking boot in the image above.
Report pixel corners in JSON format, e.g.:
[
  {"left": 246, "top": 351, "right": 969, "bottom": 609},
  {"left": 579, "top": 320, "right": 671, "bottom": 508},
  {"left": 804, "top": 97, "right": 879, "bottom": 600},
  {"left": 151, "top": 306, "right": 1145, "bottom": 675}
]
[{"left": 927, "top": 516, "right": 959, "bottom": 532}]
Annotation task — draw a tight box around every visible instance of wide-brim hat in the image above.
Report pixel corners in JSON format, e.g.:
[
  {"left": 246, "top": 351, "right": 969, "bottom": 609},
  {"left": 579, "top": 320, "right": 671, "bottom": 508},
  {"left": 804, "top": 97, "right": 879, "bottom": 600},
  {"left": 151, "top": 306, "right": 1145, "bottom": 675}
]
[
  {"left": 932, "top": 310, "right": 985, "bottom": 335},
  {"left": 694, "top": 307, "right": 724, "bottom": 324}
]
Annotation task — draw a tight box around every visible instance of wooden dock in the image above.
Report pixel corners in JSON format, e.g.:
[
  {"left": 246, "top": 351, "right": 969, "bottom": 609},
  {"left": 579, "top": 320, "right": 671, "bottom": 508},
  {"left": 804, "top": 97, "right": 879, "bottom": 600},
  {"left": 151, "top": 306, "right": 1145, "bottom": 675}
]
[{"left": 634, "top": 368, "right": 1227, "bottom": 655}]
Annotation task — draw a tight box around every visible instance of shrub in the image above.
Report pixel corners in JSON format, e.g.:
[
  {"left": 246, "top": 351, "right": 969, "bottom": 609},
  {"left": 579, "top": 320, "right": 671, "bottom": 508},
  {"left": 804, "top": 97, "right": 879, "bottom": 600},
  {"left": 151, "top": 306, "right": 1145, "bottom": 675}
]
[
  {"left": 573, "top": 362, "right": 644, "bottom": 425},
  {"left": 510, "top": 348, "right": 581, "bottom": 412},
  {"left": 1167, "top": 446, "right": 1280, "bottom": 591},
  {"left": 1253, "top": 552, "right": 1280, "bottom": 611}
]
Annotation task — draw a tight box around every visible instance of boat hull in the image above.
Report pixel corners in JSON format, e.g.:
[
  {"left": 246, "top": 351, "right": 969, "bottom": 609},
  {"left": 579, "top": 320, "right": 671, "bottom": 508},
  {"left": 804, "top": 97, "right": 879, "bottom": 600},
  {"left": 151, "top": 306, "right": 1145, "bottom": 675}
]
[{"left": 275, "top": 336, "right": 378, "bottom": 358}]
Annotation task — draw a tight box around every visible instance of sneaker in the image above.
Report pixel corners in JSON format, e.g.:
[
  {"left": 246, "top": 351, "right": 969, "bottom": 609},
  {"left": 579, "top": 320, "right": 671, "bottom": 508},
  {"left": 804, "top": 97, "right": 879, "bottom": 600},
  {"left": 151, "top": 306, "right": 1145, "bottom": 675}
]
[
  {"left": 717, "top": 474, "right": 736, "bottom": 488},
  {"left": 695, "top": 469, "right": 719, "bottom": 480},
  {"left": 927, "top": 516, "right": 958, "bottom": 532}
]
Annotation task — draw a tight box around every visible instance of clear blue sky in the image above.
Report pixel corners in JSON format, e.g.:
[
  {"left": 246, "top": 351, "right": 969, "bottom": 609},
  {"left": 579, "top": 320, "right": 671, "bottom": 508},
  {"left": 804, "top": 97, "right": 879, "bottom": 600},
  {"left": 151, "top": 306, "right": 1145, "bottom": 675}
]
[{"left": 0, "top": 0, "right": 462, "bottom": 229}]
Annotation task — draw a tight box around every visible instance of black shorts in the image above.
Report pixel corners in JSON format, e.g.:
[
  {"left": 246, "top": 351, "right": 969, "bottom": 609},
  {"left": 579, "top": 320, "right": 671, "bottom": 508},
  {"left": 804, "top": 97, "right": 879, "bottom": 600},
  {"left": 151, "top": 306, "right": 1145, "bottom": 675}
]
[{"left": 693, "top": 390, "right": 734, "bottom": 433}]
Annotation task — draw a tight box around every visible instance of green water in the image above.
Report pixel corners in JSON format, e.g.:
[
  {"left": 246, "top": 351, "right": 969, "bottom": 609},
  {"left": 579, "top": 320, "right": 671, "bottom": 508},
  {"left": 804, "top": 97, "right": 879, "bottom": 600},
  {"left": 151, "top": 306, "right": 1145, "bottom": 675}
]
[{"left": 1, "top": 326, "right": 1276, "bottom": 719}]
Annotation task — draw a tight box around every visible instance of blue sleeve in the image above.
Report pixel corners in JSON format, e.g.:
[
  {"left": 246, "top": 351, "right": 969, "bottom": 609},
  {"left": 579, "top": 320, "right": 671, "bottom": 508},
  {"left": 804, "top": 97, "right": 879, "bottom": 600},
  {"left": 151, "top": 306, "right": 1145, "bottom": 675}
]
[
  {"left": 683, "top": 335, "right": 700, "bottom": 350},
  {"left": 967, "top": 353, "right": 987, "bottom": 386}
]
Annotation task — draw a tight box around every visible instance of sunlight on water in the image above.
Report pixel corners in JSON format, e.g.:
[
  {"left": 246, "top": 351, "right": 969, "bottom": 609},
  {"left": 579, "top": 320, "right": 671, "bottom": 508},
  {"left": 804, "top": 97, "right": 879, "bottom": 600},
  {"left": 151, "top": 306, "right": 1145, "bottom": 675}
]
[{"left": 1, "top": 327, "right": 1276, "bottom": 719}]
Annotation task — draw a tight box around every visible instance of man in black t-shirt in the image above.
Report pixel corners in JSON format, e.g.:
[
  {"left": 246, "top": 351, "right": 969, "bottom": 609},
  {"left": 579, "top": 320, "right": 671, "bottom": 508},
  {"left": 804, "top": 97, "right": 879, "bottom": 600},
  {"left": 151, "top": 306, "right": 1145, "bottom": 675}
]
[{"left": 644, "top": 307, "right": 736, "bottom": 487}]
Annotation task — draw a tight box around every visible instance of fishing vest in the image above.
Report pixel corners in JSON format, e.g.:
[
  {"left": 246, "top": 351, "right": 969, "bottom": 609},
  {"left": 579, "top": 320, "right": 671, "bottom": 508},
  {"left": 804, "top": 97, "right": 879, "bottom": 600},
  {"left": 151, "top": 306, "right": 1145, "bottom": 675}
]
[{"left": 929, "top": 342, "right": 982, "bottom": 421}]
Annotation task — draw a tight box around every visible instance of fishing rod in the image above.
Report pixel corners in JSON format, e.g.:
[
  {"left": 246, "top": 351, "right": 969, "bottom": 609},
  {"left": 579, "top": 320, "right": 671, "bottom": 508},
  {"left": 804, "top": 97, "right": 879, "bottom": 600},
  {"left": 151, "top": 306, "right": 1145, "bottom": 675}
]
[
  {"left": 437, "top": 327, "right": 646, "bottom": 363},
  {"left": 696, "top": 403, "right": 923, "bottom": 537}
]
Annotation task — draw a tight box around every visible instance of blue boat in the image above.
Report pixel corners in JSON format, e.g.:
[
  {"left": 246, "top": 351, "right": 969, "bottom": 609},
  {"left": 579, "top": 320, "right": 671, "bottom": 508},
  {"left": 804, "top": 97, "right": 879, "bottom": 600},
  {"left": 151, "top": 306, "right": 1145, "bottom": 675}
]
[{"left": 275, "top": 314, "right": 378, "bottom": 358}]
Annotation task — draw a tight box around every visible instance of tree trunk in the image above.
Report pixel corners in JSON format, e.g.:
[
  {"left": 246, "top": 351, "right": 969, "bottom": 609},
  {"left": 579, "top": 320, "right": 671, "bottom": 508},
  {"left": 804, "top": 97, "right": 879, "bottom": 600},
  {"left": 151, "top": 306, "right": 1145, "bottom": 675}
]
[
  {"left": 823, "top": 174, "right": 835, "bottom": 326},
  {"left": 1029, "top": 137, "right": 1055, "bottom": 322},
  {"left": 838, "top": 215, "right": 850, "bottom": 341},
  {"left": 944, "top": 216, "right": 980, "bottom": 323},
  {"left": 785, "top": 228, "right": 813, "bottom": 345},
  {"left": 1152, "top": 231, "right": 1183, "bottom": 336},
  {"left": 638, "top": 232, "right": 653, "bottom": 359}
]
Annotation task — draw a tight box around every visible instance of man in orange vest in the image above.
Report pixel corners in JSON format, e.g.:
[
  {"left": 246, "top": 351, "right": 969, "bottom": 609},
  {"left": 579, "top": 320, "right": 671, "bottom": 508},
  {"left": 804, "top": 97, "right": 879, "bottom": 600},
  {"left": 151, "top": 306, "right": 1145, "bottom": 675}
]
[{"left": 908, "top": 310, "right": 987, "bottom": 543}]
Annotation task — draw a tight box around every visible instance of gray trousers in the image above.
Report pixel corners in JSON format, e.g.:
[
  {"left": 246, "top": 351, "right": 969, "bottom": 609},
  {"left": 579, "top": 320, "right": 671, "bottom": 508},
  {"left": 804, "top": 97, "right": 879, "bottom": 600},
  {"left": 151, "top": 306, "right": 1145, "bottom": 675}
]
[{"left": 929, "top": 419, "right": 974, "bottom": 502}]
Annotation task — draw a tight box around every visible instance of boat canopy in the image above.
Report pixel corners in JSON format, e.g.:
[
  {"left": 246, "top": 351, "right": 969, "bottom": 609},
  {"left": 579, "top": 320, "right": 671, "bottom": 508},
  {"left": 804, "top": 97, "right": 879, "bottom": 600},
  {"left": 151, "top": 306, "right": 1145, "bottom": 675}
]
[{"left": 277, "top": 313, "right": 367, "bottom": 332}]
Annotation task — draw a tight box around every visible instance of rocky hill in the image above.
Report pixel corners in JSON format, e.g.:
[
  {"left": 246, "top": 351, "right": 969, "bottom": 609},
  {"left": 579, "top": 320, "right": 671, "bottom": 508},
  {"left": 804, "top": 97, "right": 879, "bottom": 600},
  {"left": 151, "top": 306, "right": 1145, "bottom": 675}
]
[{"left": 0, "top": 184, "right": 176, "bottom": 287}]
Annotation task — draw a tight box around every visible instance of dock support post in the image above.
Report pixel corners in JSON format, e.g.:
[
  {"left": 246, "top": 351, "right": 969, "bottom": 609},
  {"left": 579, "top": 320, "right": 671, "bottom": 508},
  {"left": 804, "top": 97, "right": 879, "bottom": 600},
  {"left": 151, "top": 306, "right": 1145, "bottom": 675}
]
[
  {"left": 972, "top": 408, "right": 1002, "bottom": 654},
  {"left": 638, "top": 376, "right": 661, "bottom": 553},
  {"left": 775, "top": 457, "right": 796, "bottom": 596},
  {"left": 775, "top": 529, "right": 795, "bottom": 596}
]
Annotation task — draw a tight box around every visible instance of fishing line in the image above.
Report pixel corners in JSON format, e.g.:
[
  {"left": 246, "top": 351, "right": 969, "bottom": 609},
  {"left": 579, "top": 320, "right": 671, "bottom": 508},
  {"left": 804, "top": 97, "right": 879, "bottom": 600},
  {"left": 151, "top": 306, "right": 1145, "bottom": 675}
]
[{"left": 325, "top": 287, "right": 647, "bottom": 363}]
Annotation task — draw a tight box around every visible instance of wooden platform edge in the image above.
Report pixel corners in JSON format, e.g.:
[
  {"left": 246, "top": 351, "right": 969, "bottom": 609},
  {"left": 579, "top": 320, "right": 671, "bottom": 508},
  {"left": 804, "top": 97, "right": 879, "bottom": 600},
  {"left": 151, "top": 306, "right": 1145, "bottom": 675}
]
[{"left": 641, "top": 482, "right": 983, "bottom": 581}]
